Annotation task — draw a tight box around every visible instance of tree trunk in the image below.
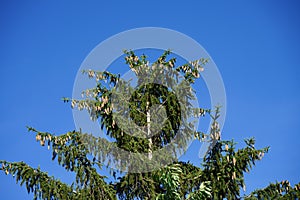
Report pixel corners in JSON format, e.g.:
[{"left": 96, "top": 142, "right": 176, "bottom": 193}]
[{"left": 147, "top": 101, "right": 152, "bottom": 160}]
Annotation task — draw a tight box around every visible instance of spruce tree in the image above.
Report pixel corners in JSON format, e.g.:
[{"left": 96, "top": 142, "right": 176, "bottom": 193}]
[{"left": 1, "top": 50, "right": 299, "bottom": 199}]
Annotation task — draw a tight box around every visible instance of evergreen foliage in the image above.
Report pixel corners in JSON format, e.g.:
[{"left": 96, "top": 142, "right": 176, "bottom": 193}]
[{"left": 1, "top": 50, "right": 299, "bottom": 199}]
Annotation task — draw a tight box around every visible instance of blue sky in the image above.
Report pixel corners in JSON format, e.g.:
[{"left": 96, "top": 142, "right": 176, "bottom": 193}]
[{"left": 0, "top": 1, "right": 300, "bottom": 199}]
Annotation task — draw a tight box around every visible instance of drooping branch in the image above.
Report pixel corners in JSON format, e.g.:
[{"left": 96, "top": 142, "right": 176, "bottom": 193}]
[
  {"left": 0, "top": 160, "right": 74, "bottom": 200},
  {"left": 244, "top": 181, "right": 300, "bottom": 199},
  {"left": 25, "top": 127, "right": 116, "bottom": 199}
]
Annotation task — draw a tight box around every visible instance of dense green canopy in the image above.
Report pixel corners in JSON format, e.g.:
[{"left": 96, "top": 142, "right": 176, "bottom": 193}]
[{"left": 1, "top": 51, "right": 299, "bottom": 199}]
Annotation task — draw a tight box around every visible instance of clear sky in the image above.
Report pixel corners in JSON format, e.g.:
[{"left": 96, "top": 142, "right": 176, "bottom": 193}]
[{"left": 0, "top": 1, "right": 299, "bottom": 199}]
